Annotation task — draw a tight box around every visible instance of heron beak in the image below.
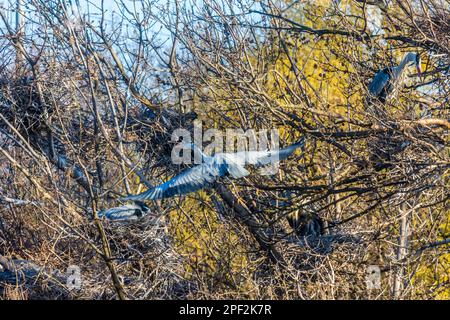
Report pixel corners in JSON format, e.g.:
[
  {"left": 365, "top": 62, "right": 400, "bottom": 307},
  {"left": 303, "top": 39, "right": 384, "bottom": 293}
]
[{"left": 416, "top": 63, "right": 422, "bottom": 76}]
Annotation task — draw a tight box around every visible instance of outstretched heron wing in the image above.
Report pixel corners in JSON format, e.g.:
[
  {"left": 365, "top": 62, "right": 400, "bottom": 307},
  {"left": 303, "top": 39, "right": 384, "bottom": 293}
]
[
  {"left": 242, "top": 138, "right": 305, "bottom": 167},
  {"left": 122, "top": 163, "right": 226, "bottom": 201},
  {"left": 226, "top": 163, "right": 250, "bottom": 179}
]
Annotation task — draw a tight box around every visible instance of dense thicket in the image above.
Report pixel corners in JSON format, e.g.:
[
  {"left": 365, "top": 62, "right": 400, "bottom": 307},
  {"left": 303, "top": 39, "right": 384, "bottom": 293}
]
[{"left": 0, "top": 0, "right": 448, "bottom": 299}]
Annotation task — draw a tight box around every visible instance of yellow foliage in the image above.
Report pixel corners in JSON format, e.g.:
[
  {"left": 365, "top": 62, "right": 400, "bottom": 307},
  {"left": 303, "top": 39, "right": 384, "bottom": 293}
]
[
  {"left": 413, "top": 211, "right": 450, "bottom": 299},
  {"left": 168, "top": 191, "right": 253, "bottom": 290}
]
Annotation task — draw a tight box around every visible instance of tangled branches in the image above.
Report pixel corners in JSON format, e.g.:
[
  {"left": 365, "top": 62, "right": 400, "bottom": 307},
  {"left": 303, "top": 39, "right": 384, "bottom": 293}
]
[{"left": 0, "top": 0, "right": 448, "bottom": 299}]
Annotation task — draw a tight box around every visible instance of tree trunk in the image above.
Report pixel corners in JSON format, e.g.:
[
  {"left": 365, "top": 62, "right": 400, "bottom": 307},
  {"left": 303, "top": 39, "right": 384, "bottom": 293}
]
[
  {"left": 215, "top": 184, "right": 287, "bottom": 266},
  {"left": 15, "top": 0, "right": 25, "bottom": 69},
  {"left": 393, "top": 201, "right": 409, "bottom": 299}
]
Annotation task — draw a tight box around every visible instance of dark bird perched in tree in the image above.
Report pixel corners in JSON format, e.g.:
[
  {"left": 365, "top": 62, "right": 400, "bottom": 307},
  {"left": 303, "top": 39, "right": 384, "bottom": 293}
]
[
  {"left": 98, "top": 201, "right": 149, "bottom": 221},
  {"left": 287, "top": 211, "right": 324, "bottom": 238},
  {"left": 275, "top": 192, "right": 325, "bottom": 239},
  {"left": 368, "top": 52, "right": 421, "bottom": 103}
]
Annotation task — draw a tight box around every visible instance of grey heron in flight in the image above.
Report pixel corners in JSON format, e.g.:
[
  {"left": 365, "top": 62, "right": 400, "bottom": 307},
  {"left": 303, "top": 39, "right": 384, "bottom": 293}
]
[
  {"left": 98, "top": 201, "right": 149, "bottom": 221},
  {"left": 368, "top": 52, "right": 421, "bottom": 102},
  {"left": 122, "top": 137, "right": 306, "bottom": 201}
]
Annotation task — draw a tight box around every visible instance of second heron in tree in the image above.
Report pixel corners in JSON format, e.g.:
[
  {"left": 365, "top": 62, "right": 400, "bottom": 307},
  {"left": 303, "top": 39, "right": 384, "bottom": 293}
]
[
  {"left": 287, "top": 211, "right": 324, "bottom": 239},
  {"left": 122, "top": 137, "right": 306, "bottom": 201},
  {"left": 279, "top": 193, "right": 324, "bottom": 239},
  {"left": 98, "top": 201, "right": 149, "bottom": 221},
  {"left": 368, "top": 52, "right": 422, "bottom": 103}
]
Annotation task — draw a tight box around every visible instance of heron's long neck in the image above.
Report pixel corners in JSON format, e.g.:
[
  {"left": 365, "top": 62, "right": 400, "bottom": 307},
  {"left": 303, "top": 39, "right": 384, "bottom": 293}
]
[{"left": 395, "top": 55, "right": 412, "bottom": 78}]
